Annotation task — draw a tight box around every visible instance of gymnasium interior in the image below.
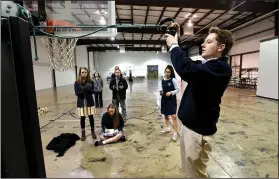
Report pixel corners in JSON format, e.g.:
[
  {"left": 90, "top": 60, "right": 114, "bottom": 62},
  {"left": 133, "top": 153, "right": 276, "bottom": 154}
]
[{"left": 1, "top": 0, "right": 278, "bottom": 178}]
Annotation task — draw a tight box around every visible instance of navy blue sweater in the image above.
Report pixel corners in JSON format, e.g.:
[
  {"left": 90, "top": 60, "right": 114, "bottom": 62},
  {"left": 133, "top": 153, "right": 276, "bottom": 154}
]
[{"left": 171, "top": 47, "right": 232, "bottom": 135}]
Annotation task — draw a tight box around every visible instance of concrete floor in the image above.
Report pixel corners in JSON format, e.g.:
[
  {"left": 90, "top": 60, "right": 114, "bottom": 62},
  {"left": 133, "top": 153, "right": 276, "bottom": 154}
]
[{"left": 36, "top": 80, "right": 278, "bottom": 178}]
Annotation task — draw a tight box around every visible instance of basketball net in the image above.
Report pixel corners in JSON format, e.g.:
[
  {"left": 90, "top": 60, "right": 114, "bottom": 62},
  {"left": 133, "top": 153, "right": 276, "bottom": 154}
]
[{"left": 41, "top": 20, "right": 81, "bottom": 72}]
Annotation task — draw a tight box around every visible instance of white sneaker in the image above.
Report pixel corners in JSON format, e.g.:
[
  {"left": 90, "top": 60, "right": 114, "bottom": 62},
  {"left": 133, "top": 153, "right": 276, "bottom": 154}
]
[
  {"left": 160, "top": 127, "right": 171, "bottom": 134},
  {"left": 172, "top": 133, "right": 178, "bottom": 141}
]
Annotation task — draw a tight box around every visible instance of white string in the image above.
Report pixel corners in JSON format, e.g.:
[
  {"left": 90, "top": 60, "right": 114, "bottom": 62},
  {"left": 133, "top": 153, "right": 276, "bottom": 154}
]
[{"left": 41, "top": 37, "right": 77, "bottom": 72}]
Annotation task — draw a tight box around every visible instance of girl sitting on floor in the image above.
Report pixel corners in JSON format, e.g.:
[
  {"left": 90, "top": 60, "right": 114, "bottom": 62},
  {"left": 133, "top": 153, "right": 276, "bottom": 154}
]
[{"left": 94, "top": 104, "right": 126, "bottom": 146}]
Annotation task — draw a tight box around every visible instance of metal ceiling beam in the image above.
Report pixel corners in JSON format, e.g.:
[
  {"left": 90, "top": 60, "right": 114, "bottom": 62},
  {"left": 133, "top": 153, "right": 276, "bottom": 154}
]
[
  {"left": 144, "top": 6, "right": 150, "bottom": 25},
  {"left": 149, "top": 7, "right": 166, "bottom": 42},
  {"left": 87, "top": 47, "right": 162, "bottom": 52},
  {"left": 142, "top": 6, "right": 150, "bottom": 41},
  {"left": 196, "top": 9, "right": 214, "bottom": 25},
  {"left": 80, "top": 39, "right": 202, "bottom": 47},
  {"left": 204, "top": 10, "right": 230, "bottom": 30},
  {"left": 180, "top": 9, "right": 229, "bottom": 46},
  {"left": 131, "top": 6, "right": 134, "bottom": 25},
  {"left": 116, "top": 0, "right": 277, "bottom": 13},
  {"left": 71, "top": 13, "right": 84, "bottom": 25},
  {"left": 217, "top": 11, "right": 243, "bottom": 28},
  {"left": 78, "top": 2, "right": 97, "bottom": 25},
  {"left": 157, "top": 7, "right": 166, "bottom": 25},
  {"left": 77, "top": 39, "right": 166, "bottom": 46},
  {"left": 174, "top": 8, "right": 183, "bottom": 20},
  {"left": 45, "top": 4, "right": 56, "bottom": 13},
  {"left": 116, "top": 18, "right": 132, "bottom": 22},
  {"left": 131, "top": 6, "right": 134, "bottom": 40},
  {"left": 117, "top": 26, "right": 209, "bottom": 35},
  {"left": 226, "top": 12, "right": 259, "bottom": 30},
  {"left": 116, "top": 6, "right": 125, "bottom": 40},
  {"left": 181, "top": 9, "right": 199, "bottom": 27},
  {"left": 59, "top": 2, "right": 65, "bottom": 8}
]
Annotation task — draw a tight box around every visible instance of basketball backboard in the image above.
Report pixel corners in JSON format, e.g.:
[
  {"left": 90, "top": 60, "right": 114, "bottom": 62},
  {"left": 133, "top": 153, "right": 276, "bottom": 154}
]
[{"left": 24, "top": 1, "right": 117, "bottom": 38}]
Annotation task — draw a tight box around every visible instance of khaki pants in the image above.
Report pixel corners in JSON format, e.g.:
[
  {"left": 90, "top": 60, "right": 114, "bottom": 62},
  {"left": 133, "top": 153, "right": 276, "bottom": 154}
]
[{"left": 180, "top": 125, "right": 214, "bottom": 178}]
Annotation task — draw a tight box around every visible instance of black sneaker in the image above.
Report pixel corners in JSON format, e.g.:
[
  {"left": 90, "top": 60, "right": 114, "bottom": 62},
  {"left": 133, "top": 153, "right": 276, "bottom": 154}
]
[
  {"left": 120, "top": 135, "right": 126, "bottom": 142},
  {"left": 94, "top": 141, "right": 103, "bottom": 147}
]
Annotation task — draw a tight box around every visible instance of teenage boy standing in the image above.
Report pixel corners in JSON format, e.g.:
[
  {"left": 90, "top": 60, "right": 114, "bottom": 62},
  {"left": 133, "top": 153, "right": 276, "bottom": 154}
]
[
  {"left": 166, "top": 23, "right": 234, "bottom": 178},
  {"left": 109, "top": 69, "right": 128, "bottom": 121}
]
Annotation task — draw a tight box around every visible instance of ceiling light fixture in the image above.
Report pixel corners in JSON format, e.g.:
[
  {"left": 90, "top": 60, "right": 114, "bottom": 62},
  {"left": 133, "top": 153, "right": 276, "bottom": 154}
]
[
  {"left": 187, "top": 20, "right": 193, "bottom": 27},
  {"left": 101, "top": 10, "right": 108, "bottom": 15},
  {"left": 95, "top": 10, "right": 108, "bottom": 16},
  {"left": 110, "top": 37, "right": 115, "bottom": 41},
  {"left": 185, "top": 13, "right": 191, "bottom": 18},
  {"left": 183, "top": 22, "right": 194, "bottom": 35},
  {"left": 99, "top": 17, "right": 106, "bottom": 25}
]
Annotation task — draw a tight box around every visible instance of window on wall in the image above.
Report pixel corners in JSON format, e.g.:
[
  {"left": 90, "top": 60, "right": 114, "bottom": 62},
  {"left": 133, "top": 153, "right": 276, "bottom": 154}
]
[
  {"left": 231, "top": 55, "right": 241, "bottom": 78},
  {"left": 241, "top": 52, "right": 259, "bottom": 79}
]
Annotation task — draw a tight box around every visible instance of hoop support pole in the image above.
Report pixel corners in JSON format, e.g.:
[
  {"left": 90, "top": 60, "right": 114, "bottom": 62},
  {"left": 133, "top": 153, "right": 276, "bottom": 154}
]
[
  {"left": 36, "top": 24, "right": 167, "bottom": 29},
  {"left": 32, "top": 27, "right": 39, "bottom": 61}
]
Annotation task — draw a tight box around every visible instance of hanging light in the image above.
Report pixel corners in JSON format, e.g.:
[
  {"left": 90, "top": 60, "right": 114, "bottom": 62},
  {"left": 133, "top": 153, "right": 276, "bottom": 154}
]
[
  {"left": 99, "top": 16, "right": 106, "bottom": 25},
  {"left": 184, "top": 13, "right": 191, "bottom": 18},
  {"left": 187, "top": 20, "right": 193, "bottom": 27},
  {"left": 183, "top": 20, "right": 194, "bottom": 36}
]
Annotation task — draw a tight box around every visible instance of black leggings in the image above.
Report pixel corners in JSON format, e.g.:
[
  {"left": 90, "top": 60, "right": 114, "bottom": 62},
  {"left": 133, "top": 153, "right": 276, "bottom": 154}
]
[{"left": 80, "top": 115, "right": 94, "bottom": 130}]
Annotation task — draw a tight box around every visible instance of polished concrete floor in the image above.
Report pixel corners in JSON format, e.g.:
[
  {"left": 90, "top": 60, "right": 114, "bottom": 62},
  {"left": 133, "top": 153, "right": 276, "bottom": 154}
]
[{"left": 36, "top": 80, "right": 278, "bottom": 178}]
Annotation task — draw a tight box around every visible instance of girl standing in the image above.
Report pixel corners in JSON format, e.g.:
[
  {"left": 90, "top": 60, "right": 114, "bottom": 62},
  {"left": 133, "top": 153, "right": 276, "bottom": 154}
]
[
  {"left": 74, "top": 67, "right": 97, "bottom": 141},
  {"left": 159, "top": 65, "right": 180, "bottom": 141},
  {"left": 92, "top": 71, "right": 103, "bottom": 108}
]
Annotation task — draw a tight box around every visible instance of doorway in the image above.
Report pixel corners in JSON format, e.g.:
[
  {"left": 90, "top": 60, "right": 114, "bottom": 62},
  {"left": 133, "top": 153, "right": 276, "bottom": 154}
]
[{"left": 147, "top": 65, "right": 159, "bottom": 79}]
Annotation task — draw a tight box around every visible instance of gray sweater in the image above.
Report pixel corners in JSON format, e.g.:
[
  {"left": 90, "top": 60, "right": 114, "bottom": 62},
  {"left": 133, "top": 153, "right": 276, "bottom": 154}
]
[{"left": 93, "top": 77, "right": 103, "bottom": 92}]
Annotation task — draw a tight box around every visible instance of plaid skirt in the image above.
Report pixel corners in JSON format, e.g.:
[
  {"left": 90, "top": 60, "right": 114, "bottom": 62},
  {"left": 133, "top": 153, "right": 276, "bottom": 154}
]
[{"left": 77, "top": 106, "right": 96, "bottom": 117}]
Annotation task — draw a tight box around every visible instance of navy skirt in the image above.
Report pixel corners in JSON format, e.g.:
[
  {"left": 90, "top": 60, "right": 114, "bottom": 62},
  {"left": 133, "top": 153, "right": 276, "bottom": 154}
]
[{"left": 161, "top": 96, "right": 177, "bottom": 115}]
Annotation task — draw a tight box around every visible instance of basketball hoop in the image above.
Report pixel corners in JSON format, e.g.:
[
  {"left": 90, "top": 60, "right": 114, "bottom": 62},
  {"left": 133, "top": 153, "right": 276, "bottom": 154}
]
[{"left": 41, "top": 20, "right": 81, "bottom": 72}]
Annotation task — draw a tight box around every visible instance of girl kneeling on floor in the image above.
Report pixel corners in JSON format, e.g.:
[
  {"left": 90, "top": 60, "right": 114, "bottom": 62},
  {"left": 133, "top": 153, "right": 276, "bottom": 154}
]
[
  {"left": 160, "top": 65, "right": 180, "bottom": 141},
  {"left": 94, "top": 103, "right": 126, "bottom": 146},
  {"left": 74, "top": 67, "right": 97, "bottom": 141}
]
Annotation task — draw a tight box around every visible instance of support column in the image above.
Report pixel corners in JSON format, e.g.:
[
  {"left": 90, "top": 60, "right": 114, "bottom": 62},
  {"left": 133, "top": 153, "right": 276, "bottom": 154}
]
[
  {"left": 2, "top": 18, "right": 29, "bottom": 178},
  {"left": 87, "top": 50, "right": 90, "bottom": 70},
  {"left": 74, "top": 48, "right": 78, "bottom": 78},
  {"left": 1, "top": 17, "right": 46, "bottom": 178},
  {"left": 239, "top": 55, "right": 243, "bottom": 78},
  {"left": 275, "top": 11, "right": 278, "bottom": 36}
]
